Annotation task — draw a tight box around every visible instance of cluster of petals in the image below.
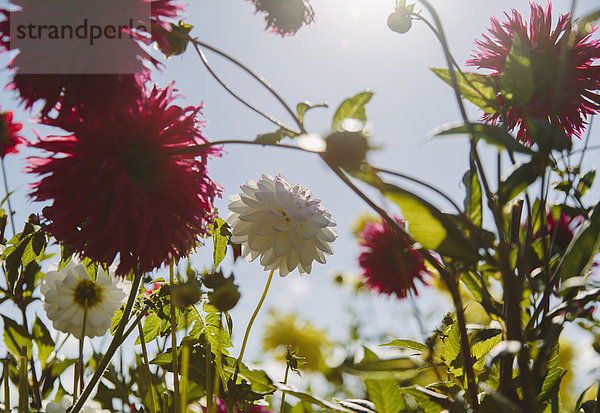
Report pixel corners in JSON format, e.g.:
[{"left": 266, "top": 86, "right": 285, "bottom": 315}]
[
  {"left": 0, "top": 0, "right": 183, "bottom": 119},
  {"left": 467, "top": 2, "right": 600, "bottom": 141},
  {"left": 249, "top": 0, "right": 315, "bottom": 36},
  {"left": 0, "top": 109, "right": 26, "bottom": 157},
  {"left": 29, "top": 84, "right": 222, "bottom": 276},
  {"left": 358, "top": 218, "right": 429, "bottom": 299},
  {"left": 227, "top": 174, "right": 337, "bottom": 277},
  {"left": 41, "top": 260, "right": 126, "bottom": 338}
]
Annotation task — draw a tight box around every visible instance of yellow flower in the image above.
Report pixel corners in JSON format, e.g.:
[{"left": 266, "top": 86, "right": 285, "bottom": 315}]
[{"left": 262, "top": 310, "right": 331, "bottom": 371}]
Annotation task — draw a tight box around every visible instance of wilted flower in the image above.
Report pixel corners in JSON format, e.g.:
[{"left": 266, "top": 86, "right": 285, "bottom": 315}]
[
  {"left": 249, "top": 0, "right": 315, "bottom": 36},
  {"left": 358, "top": 217, "right": 429, "bottom": 299},
  {"left": 262, "top": 310, "right": 331, "bottom": 371},
  {"left": 227, "top": 174, "right": 337, "bottom": 277},
  {"left": 41, "top": 260, "right": 126, "bottom": 338},
  {"left": 0, "top": 109, "right": 26, "bottom": 157},
  {"left": 467, "top": 3, "right": 600, "bottom": 141},
  {"left": 28, "top": 84, "right": 222, "bottom": 275}
]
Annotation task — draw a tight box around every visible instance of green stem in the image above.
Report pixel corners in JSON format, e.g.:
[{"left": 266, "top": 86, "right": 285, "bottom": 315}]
[
  {"left": 70, "top": 274, "right": 142, "bottom": 413},
  {"left": 280, "top": 365, "right": 290, "bottom": 413},
  {"left": 18, "top": 347, "right": 27, "bottom": 413},
  {"left": 237, "top": 270, "right": 275, "bottom": 365},
  {"left": 0, "top": 157, "right": 16, "bottom": 236},
  {"left": 137, "top": 320, "right": 158, "bottom": 413},
  {"left": 3, "top": 358, "right": 9, "bottom": 413},
  {"left": 169, "top": 261, "right": 180, "bottom": 413},
  {"left": 209, "top": 313, "right": 224, "bottom": 413},
  {"left": 181, "top": 311, "right": 190, "bottom": 413},
  {"left": 75, "top": 301, "right": 89, "bottom": 399}
]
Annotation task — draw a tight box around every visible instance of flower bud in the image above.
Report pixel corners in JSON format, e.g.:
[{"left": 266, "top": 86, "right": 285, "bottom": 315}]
[
  {"left": 155, "top": 21, "right": 193, "bottom": 58},
  {"left": 209, "top": 282, "right": 241, "bottom": 312},
  {"left": 174, "top": 278, "right": 202, "bottom": 307},
  {"left": 324, "top": 131, "right": 369, "bottom": 171}
]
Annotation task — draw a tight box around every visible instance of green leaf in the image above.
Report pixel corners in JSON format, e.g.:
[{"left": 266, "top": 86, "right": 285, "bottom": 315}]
[
  {"left": 578, "top": 8, "right": 600, "bottom": 35},
  {"left": 32, "top": 316, "right": 54, "bottom": 368},
  {"left": 537, "top": 345, "right": 565, "bottom": 405},
  {"left": 498, "top": 34, "right": 533, "bottom": 107},
  {"left": 59, "top": 244, "right": 74, "bottom": 270},
  {"left": 110, "top": 307, "right": 123, "bottom": 334},
  {"left": 558, "top": 203, "right": 600, "bottom": 280},
  {"left": 332, "top": 91, "right": 373, "bottom": 130},
  {"left": 462, "top": 169, "right": 482, "bottom": 227},
  {"left": 472, "top": 334, "right": 502, "bottom": 371},
  {"left": 431, "top": 68, "right": 500, "bottom": 114},
  {"left": 432, "top": 122, "right": 535, "bottom": 155},
  {"left": 379, "top": 339, "right": 428, "bottom": 353},
  {"left": 498, "top": 159, "right": 545, "bottom": 205},
  {"left": 135, "top": 313, "right": 162, "bottom": 345},
  {"left": 382, "top": 182, "right": 480, "bottom": 262},
  {"left": 401, "top": 386, "right": 451, "bottom": 413},
  {"left": 212, "top": 218, "right": 229, "bottom": 268},
  {"left": 2, "top": 315, "right": 32, "bottom": 359},
  {"left": 576, "top": 170, "right": 595, "bottom": 198},
  {"left": 297, "top": 101, "right": 328, "bottom": 124},
  {"left": 442, "top": 320, "right": 463, "bottom": 377},
  {"left": 364, "top": 378, "right": 405, "bottom": 413}
]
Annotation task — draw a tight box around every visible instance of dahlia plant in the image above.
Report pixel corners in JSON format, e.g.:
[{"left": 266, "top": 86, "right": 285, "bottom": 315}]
[{"left": 0, "top": 1, "right": 599, "bottom": 413}]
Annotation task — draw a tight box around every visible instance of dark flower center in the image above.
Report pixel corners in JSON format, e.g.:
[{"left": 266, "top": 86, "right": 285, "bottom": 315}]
[
  {"left": 121, "top": 140, "right": 160, "bottom": 191},
  {"left": 74, "top": 279, "right": 102, "bottom": 307},
  {"left": 530, "top": 49, "right": 561, "bottom": 100}
]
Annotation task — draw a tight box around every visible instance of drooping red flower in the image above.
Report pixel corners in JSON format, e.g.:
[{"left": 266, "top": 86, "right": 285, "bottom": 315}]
[
  {"left": 0, "top": 109, "right": 26, "bottom": 157},
  {"left": 0, "top": 0, "right": 183, "bottom": 119},
  {"left": 357, "top": 218, "right": 429, "bottom": 299},
  {"left": 467, "top": 3, "right": 600, "bottom": 141},
  {"left": 249, "top": 0, "right": 315, "bottom": 36},
  {"left": 28, "top": 84, "right": 222, "bottom": 276}
]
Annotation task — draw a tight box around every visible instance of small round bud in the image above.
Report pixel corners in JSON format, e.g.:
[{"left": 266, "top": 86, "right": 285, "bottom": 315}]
[
  {"left": 209, "top": 282, "right": 241, "bottom": 312},
  {"left": 174, "top": 279, "right": 202, "bottom": 307},
  {"left": 155, "top": 21, "right": 193, "bottom": 58},
  {"left": 325, "top": 131, "right": 369, "bottom": 171},
  {"left": 387, "top": 10, "right": 412, "bottom": 34}
]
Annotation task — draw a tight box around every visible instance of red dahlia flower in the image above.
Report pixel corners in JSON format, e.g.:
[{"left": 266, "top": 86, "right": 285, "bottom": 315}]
[
  {"left": 0, "top": 0, "right": 183, "bottom": 119},
  {"left": 358, "top": 218, "right": 429, "bottom": 299},
  {"left": 467, "top": 3, "right": 600, "bottom": 141},
  {"left": 249, "top": 0, "right": 315, "bottom": 36},
  {"left": 28, "top": 84, "right": 222, "bottom": 276},
  {"left": 0, "top": 109, "right": 26, "bottom": 157}
]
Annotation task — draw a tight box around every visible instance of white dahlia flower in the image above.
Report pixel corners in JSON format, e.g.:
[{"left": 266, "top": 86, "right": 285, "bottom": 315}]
[
  {"left": 227, "top": 174, "right": 337, "bottom": 276},
  {"left": 41, "top": 260, "right": 126, "bottom": 338},
  {"left": 45, "top": 395, "right": 110, "bottom": 413}
]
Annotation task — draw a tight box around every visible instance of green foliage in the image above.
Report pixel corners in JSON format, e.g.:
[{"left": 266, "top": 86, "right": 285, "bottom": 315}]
[
  {"left": 380, "top": 339, "right": 428, "bottom": 353},
  {"left": 297, "top": 101, "right": 328, "bottom": 124},
  {"left": 431, "top": 68, "right": 500, "bottom": 113},
  {"left": 332, "top": 91, "right": 373, "bottom": 130},
  {"left": 499, "top": 158, "right": 546, "bottom": 205},
  {"left": 212, "top": 217, "right": 230, "bottom": 268},
  {"left": 364, "top": 379, "right": 405, "bottom": 413},
  {"left": 32, "top": 316, "right": 54, "bottom": 368},
  {"left": 498, "top": 34, "right": 534, "bottom": 107}
]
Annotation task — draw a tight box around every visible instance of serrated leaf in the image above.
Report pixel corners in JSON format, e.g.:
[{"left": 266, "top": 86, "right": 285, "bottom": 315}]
[
  {"left": 332, "top": 91, "right": 373, "bottom": 130},
  {"left": 381, "top": 182, "right": 480, "bottom": 262},
  {"left": 472, "top": 334, "right": 502, "bottom": 371},
  {"left": 498, "top": 34, "right": 533, "bottom": 107},
  {"left": 135, "top": 313, "right": 162, "bottom": 345},
  {"left": 32, "top": 316, "right": 54, "bottom": 368},
  {"left": 537, "top": 345, "right": 565, "bottom": 404},
  {"left": 297, "top": 101, "right": 328, "bottom": 124},
  {"left": 110, "top": 307, "right": 123, "bottom": 334},
  {"left": 431, "top": 68, "right": 500, "bottom": 114},
  {"left": 558, "top": 203, "right": 600, "bottom": 280},
  {"left": 365, "top": 378, "right": 405, "bottom": 413},
  {"left": 212, "top": 218, "right": 229, "bottom": 268},
  {"left": 379, "top": 339, "right": 428, "bottom": 353},
  {"left": 442, "top": 320, "right": 462, "bottom": 377},
  {"left": 432, "top": 122, "right": 535, "bottom": 155},
  {"left": 499, "top": 159, "right": 545, "bottom": 205}
]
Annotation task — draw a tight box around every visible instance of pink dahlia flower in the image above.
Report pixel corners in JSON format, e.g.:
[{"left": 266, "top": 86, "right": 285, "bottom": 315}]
[
  {"left": 0, "top": 0, "right": 183, "bottom": 119},
  {"left": 467, "top": 3, "right": 600, "bottom": 141},
  {"left": 28, "top": 84, "right": 222, "bottom": 276},
  {"left": 358, "top": 218, "right": 429, "bottom": 299},
  {"left": 249, "top": 0, "right": 315, "bottom": 36},
  {"left": 0, "top": 109, "right": 26, "bottom": 157}
]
